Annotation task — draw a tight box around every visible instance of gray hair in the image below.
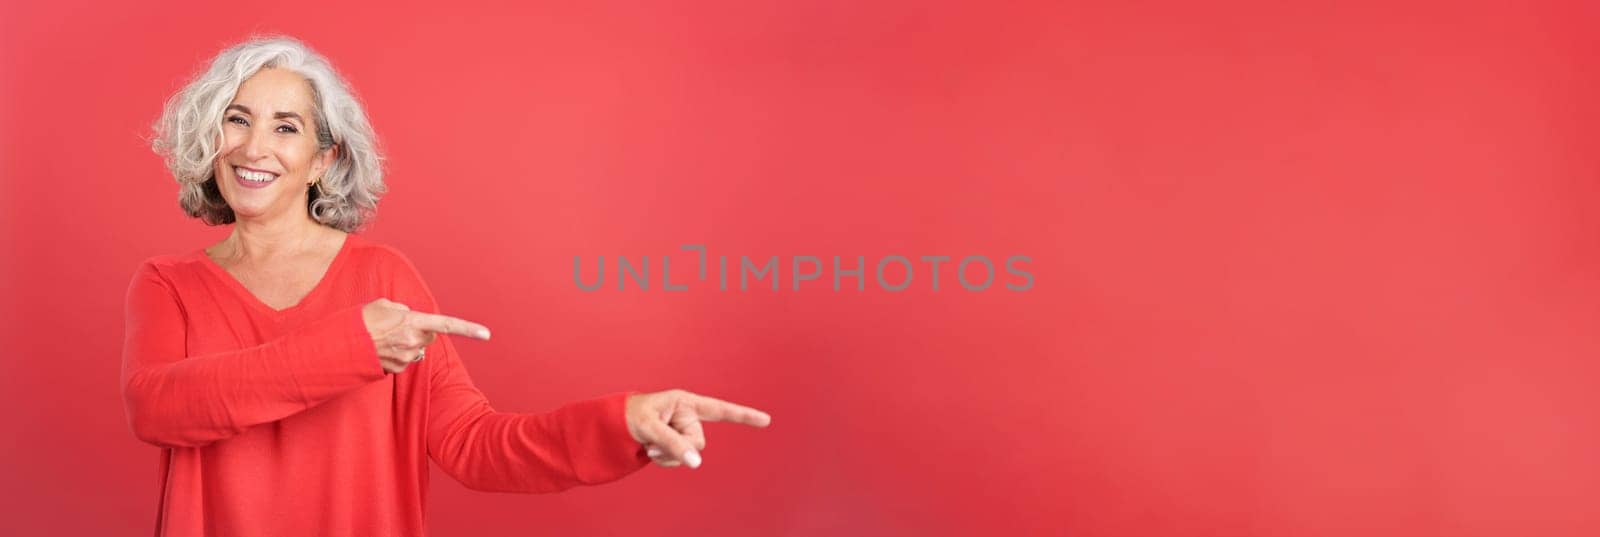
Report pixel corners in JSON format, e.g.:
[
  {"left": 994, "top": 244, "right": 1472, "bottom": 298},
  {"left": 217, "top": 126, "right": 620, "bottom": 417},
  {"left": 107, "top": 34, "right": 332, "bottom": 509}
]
[{"left": 150, "top": 35, "right": 385, "bottom": 231}]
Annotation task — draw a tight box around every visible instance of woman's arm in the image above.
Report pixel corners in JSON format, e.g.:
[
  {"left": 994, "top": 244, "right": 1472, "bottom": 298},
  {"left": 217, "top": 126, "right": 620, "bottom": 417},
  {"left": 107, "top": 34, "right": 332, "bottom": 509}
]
[
  {"left": 120, "top": 260, "right": 388, "bottom": 448},
  {"left": 424, "top": 334, "right": 651, "bottom": 492},
  {"left": 381, "top": 250, "right": 650, "bottom": 492}
]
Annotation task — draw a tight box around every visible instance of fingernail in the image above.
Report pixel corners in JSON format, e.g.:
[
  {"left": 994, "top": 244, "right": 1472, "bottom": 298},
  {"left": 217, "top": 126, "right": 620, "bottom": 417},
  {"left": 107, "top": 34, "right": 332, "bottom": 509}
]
[
  {"left": 683, "top": 449, "right": 701, "bottom": 469},
  {"left": 478, "top": 329, "right": 491, "bottom": 340},
  {"left": 647, "top": 447, "right": 662, "bottom": 458}
]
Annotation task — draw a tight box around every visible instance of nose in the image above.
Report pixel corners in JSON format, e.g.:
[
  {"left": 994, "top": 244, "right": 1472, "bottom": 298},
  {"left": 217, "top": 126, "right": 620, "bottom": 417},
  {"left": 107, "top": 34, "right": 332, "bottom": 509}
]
[{"left": 238, "top": 126, "right": 268, "bottom": 162}]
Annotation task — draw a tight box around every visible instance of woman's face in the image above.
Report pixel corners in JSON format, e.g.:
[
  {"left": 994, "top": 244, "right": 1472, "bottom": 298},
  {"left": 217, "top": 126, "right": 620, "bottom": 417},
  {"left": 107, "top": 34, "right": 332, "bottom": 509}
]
[{"left": 213, "top": 67, "right": 335, "bottom": 223}]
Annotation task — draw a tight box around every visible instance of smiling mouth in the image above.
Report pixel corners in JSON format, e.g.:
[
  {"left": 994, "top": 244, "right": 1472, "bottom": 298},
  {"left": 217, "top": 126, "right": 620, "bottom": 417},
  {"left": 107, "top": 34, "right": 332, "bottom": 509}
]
[{"left": 233, "top": 166, "right": 279, "bottom": 183}]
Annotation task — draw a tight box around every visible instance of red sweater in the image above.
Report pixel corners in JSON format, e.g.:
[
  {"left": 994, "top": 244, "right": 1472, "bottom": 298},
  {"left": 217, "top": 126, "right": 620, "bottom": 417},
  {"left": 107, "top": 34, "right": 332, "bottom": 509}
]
[{"left": 119, "top": 232, "right": 650, "bottom": 536}]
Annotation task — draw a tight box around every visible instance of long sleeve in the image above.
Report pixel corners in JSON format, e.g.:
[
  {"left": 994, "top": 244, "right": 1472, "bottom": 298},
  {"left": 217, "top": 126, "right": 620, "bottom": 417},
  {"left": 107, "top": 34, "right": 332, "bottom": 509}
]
[
  {"left": 425, "top": 336, "right": 651, "bottom": 492},
  {"left": 382, "top": 250, "right": 651, "bottom": 493},
  {"left": 120, "top": 260, "right": 388, "bottom": 448}
]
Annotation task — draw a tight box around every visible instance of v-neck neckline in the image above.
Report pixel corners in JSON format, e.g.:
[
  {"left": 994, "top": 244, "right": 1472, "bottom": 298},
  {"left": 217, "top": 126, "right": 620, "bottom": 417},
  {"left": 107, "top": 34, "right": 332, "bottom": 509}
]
[{"left": 196, "top": 232, "right": 356, "bottom": 318}]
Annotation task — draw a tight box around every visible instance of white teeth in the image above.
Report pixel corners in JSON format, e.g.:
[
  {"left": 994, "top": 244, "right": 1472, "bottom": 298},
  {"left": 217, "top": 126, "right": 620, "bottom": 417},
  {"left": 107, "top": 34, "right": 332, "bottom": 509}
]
[{"left": 234, "top": 167, "right": 277, "bottom": 182}]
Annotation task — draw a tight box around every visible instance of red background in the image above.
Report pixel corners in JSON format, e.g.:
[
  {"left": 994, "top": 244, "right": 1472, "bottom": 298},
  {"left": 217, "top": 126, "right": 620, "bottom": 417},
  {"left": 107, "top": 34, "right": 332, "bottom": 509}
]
[{"left": 3, "top": 1, "right": 1599, "bottom": 535}]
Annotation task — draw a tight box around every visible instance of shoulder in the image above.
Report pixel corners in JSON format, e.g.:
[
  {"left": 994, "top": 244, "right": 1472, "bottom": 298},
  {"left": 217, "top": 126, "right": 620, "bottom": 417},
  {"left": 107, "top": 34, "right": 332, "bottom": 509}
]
[
  {"left": 341, "top": 234, "right": 437, "bottom": 302},
  {"left": 136, "top": 248, "right": 207, "bottom": 269},
  {"left": 343, "top": 233, "right": 424, "bottom": 276},
  {"left": 124, "top": 250, "right": 210, "bottom": 309},
  {"left": 128, "top": 251, "right": 207, "bottom": 289}
]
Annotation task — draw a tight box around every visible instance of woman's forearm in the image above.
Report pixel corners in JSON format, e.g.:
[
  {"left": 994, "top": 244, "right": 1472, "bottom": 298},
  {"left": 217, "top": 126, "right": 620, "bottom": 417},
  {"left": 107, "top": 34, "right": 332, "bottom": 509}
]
[
  {"left": 423, "top": 337, "right": 648, "bottom": 492},
  {"left": 120, "top": 262, "right": 387, "bottom": 448}
]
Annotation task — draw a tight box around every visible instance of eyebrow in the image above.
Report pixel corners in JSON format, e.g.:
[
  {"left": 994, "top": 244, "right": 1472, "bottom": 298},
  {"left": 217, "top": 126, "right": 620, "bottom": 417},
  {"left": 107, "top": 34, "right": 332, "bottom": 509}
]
[{"left": 225, "top": 104, "right": 306, "bottom": 123}]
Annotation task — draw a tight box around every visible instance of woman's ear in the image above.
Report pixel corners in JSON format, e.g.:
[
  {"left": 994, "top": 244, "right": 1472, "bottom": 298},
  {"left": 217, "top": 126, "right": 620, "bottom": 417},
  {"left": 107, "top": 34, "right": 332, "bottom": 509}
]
[{"left": 314, "top": 143, "right": 340, "bottom": 177}]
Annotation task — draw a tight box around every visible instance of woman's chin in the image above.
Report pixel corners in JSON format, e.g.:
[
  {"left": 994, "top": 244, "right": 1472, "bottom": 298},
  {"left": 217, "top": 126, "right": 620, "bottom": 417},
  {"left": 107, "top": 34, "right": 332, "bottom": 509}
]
[
  {"left": 221, "top": 191, "right": 291, "bottom": 221},
  {"left": 226, "top": 203, "right": 276, "bottom": 222}
]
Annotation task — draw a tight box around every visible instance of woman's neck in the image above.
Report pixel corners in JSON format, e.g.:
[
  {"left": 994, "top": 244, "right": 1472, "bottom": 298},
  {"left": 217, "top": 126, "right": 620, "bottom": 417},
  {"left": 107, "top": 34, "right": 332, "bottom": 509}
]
[{"left": 214, "top": 214, "right": 341, "bottom": 265}]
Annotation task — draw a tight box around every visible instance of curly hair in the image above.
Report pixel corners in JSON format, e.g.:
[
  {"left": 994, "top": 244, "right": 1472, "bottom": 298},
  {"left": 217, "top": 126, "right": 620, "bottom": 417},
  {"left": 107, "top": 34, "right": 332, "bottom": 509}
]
[{"left": 150, "top": 35, "right": 385, "bottom": 232}]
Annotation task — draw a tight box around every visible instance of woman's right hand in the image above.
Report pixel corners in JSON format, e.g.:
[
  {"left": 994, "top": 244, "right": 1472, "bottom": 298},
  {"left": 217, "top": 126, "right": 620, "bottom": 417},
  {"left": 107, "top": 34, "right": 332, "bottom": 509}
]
[{"left": 361, "top": 298, "right": 492, "bottom": 374}]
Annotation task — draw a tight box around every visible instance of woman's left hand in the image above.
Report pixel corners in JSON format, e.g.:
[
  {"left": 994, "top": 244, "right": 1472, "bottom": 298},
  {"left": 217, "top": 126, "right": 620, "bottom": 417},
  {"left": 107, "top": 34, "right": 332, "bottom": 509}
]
[{"left": 625, "top": 389, "right": 773, "bottom": 469}]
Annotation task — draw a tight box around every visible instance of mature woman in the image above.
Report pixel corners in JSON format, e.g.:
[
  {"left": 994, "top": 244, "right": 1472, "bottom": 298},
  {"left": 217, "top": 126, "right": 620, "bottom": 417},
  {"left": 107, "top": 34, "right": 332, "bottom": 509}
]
[{"left": 124, "top": 36, "right": 771, "bottom": 536}]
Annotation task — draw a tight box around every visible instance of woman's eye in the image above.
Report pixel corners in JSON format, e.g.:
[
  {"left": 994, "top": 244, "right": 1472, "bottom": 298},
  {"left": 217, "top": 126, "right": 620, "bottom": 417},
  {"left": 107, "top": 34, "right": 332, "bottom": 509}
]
[{"left": 224, "top": 115, "right": 295, "bottom": 134}]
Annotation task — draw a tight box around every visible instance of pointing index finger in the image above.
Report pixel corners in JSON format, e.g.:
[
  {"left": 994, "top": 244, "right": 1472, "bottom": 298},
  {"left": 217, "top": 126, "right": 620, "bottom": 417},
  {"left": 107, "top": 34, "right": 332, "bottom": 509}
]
[
  {"left": 410, "top": 312, "right": 492, "bottom": 340},
  {"left": 691, "top": 394, "right": 772, "bottom": 428}
]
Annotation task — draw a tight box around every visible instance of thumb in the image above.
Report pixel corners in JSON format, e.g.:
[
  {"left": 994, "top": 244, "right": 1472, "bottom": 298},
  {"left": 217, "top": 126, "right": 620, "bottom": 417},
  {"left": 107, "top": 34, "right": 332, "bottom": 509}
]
[{"left": 641, "top": 416, "right": 701, "bottom": 469}]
